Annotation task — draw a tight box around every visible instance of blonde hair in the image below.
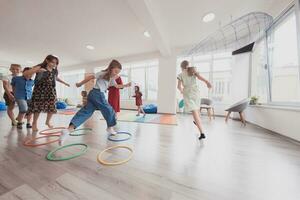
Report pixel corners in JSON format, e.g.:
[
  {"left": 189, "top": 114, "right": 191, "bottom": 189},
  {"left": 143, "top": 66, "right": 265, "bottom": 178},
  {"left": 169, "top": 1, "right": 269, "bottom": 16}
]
[
  {"left": 180, "top": 60, "right": 189, "bottom": 70},
  {"left": 10, "top": 64, "right": 21, "bottom": 69},
  {"left": 187, "top": 67, "right": 197, "bottom": 76}
]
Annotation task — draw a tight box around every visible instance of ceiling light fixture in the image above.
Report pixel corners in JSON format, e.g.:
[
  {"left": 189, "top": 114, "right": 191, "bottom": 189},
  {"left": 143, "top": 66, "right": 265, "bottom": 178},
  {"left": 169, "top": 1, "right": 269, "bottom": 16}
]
[
  {"left": 202, "top": 12, "right": 215, "bottom": 23},
  {"left": 86, "top": 45, "right": 95, "bottom": 50},
  {"left": 143, "top": 31, "right": 151, "bottom": 38}
]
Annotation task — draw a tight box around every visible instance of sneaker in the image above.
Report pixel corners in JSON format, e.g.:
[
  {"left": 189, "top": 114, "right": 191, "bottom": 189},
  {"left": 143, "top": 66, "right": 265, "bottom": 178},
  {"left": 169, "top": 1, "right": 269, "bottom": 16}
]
[
  {"left": 198, "top": 133, "right": 206, "bottom": 140},
  {"left": 59, "top": 129, "right": 70, "bottom": 146},
  {"left": 26, "top": 123, "right": 32, "bottom": 129},
  {"left": 17, "top": 122, "right": 23, "bottom": 129},
  {"left": 106, "top": 127, "right": 117, "bottom": 135}
]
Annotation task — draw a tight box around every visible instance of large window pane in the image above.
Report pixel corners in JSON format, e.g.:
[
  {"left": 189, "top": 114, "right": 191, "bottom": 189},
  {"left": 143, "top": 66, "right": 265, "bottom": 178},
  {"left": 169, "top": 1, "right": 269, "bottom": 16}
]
[
  {"left": 56, "top": 70, "right": 84, "bottom": 105},
  {"left": 212, "top": 58, "right": 232, "bottom": 103},
  {"left": 120, "top": 69, "right": 130, "bottom": 100},
  {"left": 267, "top": 9, "right": 300, "bottom": 103},
  {"left": 195, "top": 61, "right": 210, "bottom": 99},
  {"left": 131, "top": 68, "right": 145, "bottom": 96},
  {"left": 147, "top": 67, "right": 158, "bottom": 100}
]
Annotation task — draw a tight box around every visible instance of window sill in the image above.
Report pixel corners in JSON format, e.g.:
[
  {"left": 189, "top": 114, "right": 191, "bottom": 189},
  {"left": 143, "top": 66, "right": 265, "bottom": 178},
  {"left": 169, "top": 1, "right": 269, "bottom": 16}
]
[{"left": 249, "top": 104, "right": 300, "bottom": 112}]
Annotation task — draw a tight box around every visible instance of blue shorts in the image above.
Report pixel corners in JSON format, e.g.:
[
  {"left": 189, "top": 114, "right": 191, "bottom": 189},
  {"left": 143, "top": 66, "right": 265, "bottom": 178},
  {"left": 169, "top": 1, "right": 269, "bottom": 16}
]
[{"left": 16, "top": 99, "right": 30, "bottom": 113}]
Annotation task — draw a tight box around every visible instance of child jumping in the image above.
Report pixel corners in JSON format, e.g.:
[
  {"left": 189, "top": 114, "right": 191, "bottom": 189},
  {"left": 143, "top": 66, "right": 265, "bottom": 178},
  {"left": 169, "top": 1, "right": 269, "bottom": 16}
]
[
  {"left": 177, "top": 60, "right": 212, "bottom": 140},
  {"left": 11, "top": 67, "right": 34, "bottom": 129},
  {"left": 59, "top": 60, "right": 131, "bottom": 145},
  {"left": 1, "top": 64, "right": 21, "bottom": 126},
  {"left": 133, "top": 85, "right": 146, "bottom": 117},
  {"left": 24, "top": 55, "right": 70, "bottom": 131}
]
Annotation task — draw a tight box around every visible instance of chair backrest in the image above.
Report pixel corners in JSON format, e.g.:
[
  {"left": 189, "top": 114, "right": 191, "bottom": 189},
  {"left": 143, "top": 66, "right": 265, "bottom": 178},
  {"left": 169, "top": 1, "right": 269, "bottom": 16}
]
[
  {"left": 201, "top": 98, "right": 213, "bottom": 106},
  {"left": 226, "top": 98, "right": 250, "bottom": 112}
]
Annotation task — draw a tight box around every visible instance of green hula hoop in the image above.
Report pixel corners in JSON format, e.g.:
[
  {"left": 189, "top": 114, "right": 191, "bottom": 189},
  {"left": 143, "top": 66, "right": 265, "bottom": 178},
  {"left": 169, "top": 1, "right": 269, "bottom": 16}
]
[
  {"left": 69, "top": 128, "right": 93, "bottom": 136},
  {"left": 46, "top": 143, "right": 88, "bottom": 161}
]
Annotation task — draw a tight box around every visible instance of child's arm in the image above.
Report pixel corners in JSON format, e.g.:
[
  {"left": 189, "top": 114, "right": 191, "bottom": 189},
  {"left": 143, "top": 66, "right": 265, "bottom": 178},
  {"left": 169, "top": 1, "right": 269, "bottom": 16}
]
[
  {"left": 3, "top": 80, "right": 14, "bottom": 100},
  {"left": 57, "top": 77, "right": 70, "bottom": 87},
  {"left": 23, "top": 65, "right": 46, "bottom": 77},
  {"left": 195, "top": 73, "right": 212, "bottom": 89},
  {"left": 114, "top": 82, "right": 131, "bottom": 89},
  {"left": 177, "top": 79, "right": 184, "bottom": 94},
  {"left": 76, "top": 75, "right": 95, "bottom": 87}
]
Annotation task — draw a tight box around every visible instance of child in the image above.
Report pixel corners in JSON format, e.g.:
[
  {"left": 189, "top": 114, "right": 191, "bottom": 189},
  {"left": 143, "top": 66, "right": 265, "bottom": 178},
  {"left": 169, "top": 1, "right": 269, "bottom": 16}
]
[
  {"left": 11, "top": 67, "right": 34, "bottom": 129},
  {"left": 132, "top": 86, "right": 146, "bottom": 117},
  {"left": 81, "top": 91, "right": 88, "bottom": 107},
  {"left": 23, "top": 55, "right": 70, "bottom": 132},
  {"left": 108, "top": 76, "right": 123, "bottom": 117},
  {"left": 1, "top": 64, "right": 21, "bottom": 126},
  {"left": 59, "top": 60, "right": 131, "bottom": 145},
  {"left": 177, "top": 60, "right": 212, "bottom": 140}
]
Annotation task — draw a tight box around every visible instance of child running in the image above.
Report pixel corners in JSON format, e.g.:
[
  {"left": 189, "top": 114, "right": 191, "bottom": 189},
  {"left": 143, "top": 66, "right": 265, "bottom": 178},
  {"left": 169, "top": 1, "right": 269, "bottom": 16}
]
[
  {"left": 132, "top": 85, "right": 146, "bottom": 117},
  {"left": 11, "top": 67, "right": 34, "bottom": 129},
  {"left": 24, "top": 55, "right": 70, "bottom": 131},
  {"left": 59, "top": 59, "right": 131, "bottom": 145},
  {"left": 1, "top": 64, "right": 21, "bottom": 126},
  {"left": 177, "top": 60, "right": 212, "bottom": 140}
]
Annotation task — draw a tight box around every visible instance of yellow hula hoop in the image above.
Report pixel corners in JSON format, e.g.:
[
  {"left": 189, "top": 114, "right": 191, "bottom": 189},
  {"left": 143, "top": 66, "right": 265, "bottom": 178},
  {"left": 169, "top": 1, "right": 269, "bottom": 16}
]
[{"left": 97, "top": 145, "right": 133, "bottom": 166}]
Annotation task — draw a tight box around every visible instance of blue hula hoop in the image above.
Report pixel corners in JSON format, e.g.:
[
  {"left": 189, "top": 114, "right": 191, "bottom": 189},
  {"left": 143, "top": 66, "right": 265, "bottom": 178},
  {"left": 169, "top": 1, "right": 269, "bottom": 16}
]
[{"left": 108, "top": 131, "right": 132, "bottom": 142}]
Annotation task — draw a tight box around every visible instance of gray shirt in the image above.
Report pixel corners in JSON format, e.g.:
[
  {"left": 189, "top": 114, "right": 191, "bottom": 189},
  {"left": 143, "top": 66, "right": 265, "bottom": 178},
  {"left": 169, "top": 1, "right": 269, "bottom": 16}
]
[{"left": 94, "top": 71, "right": 117, "bottom": 92}]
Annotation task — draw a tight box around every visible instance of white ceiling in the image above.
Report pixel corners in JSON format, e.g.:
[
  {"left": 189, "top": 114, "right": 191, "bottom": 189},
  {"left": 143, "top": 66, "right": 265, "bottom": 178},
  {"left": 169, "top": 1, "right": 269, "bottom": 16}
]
[{"left": 0, "top": 0, "right": 292, "bottom": 67}]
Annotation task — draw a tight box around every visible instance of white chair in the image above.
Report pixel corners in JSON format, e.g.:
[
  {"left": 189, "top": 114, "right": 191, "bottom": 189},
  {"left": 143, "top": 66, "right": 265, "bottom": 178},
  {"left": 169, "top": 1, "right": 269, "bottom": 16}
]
[{"left": 200, "top": 98, "right": 215, "bottom": 121}]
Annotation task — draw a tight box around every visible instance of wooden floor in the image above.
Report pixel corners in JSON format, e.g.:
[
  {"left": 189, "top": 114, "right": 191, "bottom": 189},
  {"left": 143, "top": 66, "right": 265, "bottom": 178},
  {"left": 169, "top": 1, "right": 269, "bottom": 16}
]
[{"left": 0, "top": 110, "right": 300, "bottom": 200}]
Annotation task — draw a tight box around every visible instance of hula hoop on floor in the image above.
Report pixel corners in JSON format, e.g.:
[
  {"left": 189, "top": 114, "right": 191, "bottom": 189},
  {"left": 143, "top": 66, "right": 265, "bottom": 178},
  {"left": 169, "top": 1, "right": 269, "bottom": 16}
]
[
  {"left": 46, "top": 143, "right": 88, "bottom": 161},
  {"left": 97, "top": 145, "right": 133, "bottom": 166},
  {"left": 23, "top": 135, "right": 60, "bottom": 147},
  {"left": 69, "top": 128, "right": 93, "bottom": 136},
  {"left": 107, "top": 131, "right": 132, "bottom": 142},
  {"left": 39, "top": 127, "right": 66, "bottom": 135}
]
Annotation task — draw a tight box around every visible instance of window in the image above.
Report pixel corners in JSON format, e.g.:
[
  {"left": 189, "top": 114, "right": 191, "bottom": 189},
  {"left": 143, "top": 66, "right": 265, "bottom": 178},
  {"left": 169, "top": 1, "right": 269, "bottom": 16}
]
[
  {"left": 211, "top": 56, "right": 232, "bottom": 102},
  {"left": 267, "top": 7, "right": 300, "bottom": 103},
  {"left": 56, "top": 70, "right": 85, "bottom": 104}
]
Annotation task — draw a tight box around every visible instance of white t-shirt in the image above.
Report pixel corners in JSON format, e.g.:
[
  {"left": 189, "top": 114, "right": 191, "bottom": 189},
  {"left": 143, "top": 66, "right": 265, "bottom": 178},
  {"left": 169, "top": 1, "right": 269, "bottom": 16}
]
[{"left": 94, "top": 71, "right": 117, "bottom": 92}]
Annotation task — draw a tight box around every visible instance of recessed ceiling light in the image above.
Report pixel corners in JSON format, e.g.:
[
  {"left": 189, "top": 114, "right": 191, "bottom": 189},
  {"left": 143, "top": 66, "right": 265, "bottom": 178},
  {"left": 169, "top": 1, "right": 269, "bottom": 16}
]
[
  {"left": 203, "top": 12, "right": 215, "bottom": 23},
  {"left": 86, "top": 45, "right": 95, "bottom": 50},
  {"left": 143, "top": 31, "right": 151, "bottom": 38}
]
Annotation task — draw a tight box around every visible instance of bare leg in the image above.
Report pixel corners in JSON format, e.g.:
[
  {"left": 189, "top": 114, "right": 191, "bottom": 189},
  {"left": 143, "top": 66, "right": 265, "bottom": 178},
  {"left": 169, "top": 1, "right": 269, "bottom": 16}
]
[
  {"left": 192, "top": 110, "right": 203, "bottom": 136},
  {"left": 32, "top": 112, "right": 40, "bottom": 132},
  {"left": 140, "top": 106, "right": 146, "bottom": 117},
  {"left": 26, "top": 113, "right": 32, "bottom": 124},
  {"left": 45, "top": 112, "right": 54, "bottom": 128},
  {"left": 17, "top": 113, "right": 25, "bottom": 123},
  {"left": 7, "top": 104, "right": 16, "bottom": 125},
  {"left": 136, "top": 107, "right": 141, "bottom": 116}
]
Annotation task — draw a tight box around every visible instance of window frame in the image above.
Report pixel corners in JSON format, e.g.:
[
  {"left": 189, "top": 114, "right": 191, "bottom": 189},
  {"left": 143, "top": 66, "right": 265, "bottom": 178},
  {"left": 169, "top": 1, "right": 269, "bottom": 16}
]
[{"left": 264, "top": 3, "right": 300, "bottom": 107}]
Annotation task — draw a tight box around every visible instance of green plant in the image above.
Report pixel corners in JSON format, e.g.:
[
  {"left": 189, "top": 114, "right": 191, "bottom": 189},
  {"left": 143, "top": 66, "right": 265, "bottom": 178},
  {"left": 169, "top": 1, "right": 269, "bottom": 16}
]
[{"left": 250, "top": 96, "right": 259, "bottom": 105}]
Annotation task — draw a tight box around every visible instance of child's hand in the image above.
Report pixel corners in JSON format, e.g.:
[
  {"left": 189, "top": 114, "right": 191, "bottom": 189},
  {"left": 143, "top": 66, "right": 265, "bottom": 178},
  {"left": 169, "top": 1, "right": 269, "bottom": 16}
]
[
  {"left": 75, "top": 83, "right": 81, "bottom": 87},
  {"left": 206, "top": 81, "right": 212, "bottom": 89},
  {"left": 126, "top": 82, "right": 132, "bottom": 87},
  {"left": 38, "top": 68, "right": 47, "bottom": 73},
  {"left": 8, "top": 93, "right": 15, "bottom": 101}
]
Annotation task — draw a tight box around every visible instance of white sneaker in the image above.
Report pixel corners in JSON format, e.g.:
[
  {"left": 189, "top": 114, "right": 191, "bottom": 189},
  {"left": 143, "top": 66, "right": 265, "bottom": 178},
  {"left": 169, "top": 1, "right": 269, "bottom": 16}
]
[
  {"left": 59, "top": 129, "right": 70, "bottom": 146},
  {"left": 106, "top": 127, "right": 117, "bottom": 135}
]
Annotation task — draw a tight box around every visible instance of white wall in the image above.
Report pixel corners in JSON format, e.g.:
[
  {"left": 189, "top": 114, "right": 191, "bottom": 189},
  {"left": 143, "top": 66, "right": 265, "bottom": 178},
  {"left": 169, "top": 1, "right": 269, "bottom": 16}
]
[
  {"left": 157, "top": 55, "right": 177, "bottom": 114},
  {"left": 245, "top": 106, "right": 300, "bottom": 141},
  {"left": 231, "top": 53, "right": 251, "bottom": 103}
]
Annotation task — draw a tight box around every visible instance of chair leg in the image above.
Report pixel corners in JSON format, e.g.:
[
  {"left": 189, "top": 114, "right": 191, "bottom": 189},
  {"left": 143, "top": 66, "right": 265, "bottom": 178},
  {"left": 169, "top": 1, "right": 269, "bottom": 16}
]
[
  {"left": 225, "top": 111, "right": 231, "bottom": 123},
  {"left": 212, "top": 107, "right": 215, "bottom": 119},
  {"left": 208, "top": 108, "right": 212, "bottom": 121},
  {"left": 239, "top": 111, "right": 246, "bottom": 125}
]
